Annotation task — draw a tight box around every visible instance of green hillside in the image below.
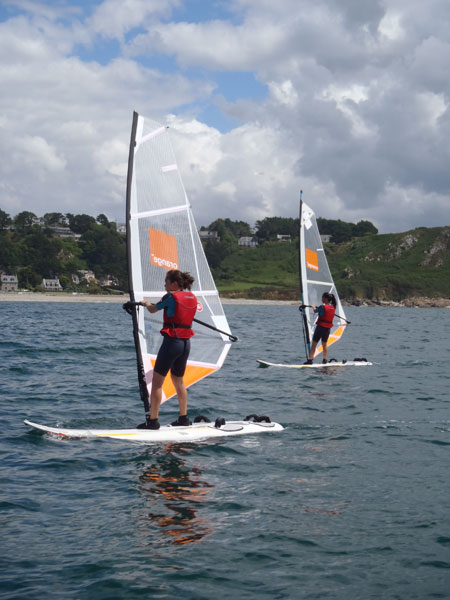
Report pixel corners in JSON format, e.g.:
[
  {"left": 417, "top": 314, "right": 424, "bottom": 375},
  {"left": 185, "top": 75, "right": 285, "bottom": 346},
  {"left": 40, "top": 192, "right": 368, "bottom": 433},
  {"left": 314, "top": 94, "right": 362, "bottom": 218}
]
[
  {"left": 215, "top": 242, "right": 300, "bottom": 297},
  {"left": 327, "top": 228, "right": 450, "bottom": 301},
  {"left": 2, "top": 208, "right": 449, "bottom": 302},
  {"left": 213, "top": 227, "right": 450, "bottom": 302}
]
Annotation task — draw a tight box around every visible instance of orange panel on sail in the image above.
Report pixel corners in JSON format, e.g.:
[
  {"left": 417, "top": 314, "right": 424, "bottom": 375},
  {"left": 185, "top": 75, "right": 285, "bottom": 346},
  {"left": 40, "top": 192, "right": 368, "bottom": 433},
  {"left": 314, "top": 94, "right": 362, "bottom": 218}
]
[
  {"left": 305, "top": 248, "right": 319, "bottom": 272},
  {"left": 329, "top": 326, "right": 345, "bottom": 343},
  {"left": 149, "top": 359, "right": 216, "bottom": 400},
  {"left": 148, "top": 228, "right": 179, "bottom": 271},
  {"left": 313, "top": 326, "right": 345, "bottom": 357}
]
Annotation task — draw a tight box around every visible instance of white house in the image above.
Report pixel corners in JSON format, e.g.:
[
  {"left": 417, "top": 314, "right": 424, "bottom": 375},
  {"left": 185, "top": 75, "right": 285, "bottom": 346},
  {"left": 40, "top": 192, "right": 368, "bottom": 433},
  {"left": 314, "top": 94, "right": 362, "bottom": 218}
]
[
  {"left": 49, "top": 226, "right": 80, "bottom": 240},
  {"left": 42, "top": 278, "right": 63, "bottom": 291},
  {"left": 199, "top": 230, "right": 220, "bottom": 242},
  {"left": 78, "top": 270, "right": 97, "bottom": 283},
  {"left": 1, "top": 274, "right": 18, "bottom": 292},
  {"left": 238, "top": 236, "right": 258, "bottom": 247},
  {"left": 100, "top": 275, "right": 119, "bottom": 287}
]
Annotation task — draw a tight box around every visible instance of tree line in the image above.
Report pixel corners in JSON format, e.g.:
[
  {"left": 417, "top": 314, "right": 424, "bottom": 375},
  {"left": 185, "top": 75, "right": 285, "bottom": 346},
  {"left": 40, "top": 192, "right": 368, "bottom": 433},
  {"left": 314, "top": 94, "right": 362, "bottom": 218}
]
[
  {"left": 0, "top": 209, "right": 127, "bottom": 292},
  {"left": 1, "top": 208, "right": 378, "bottom": 292},
  {"left": 201, "top": 215, "right": 378, "bottom": 272},
  {"left": 201, "top": 215, "right": 377, "bottom": 244}
]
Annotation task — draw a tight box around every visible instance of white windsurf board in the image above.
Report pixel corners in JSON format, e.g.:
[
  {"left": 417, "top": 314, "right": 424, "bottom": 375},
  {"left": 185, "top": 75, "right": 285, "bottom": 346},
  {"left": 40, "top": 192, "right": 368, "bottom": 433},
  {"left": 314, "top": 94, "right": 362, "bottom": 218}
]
[
  {"left": 257, "top": 359, "right": 372, "bottom": 369},
  {"left": 24, "top": 419, "right": 283, "bottom": 442}
]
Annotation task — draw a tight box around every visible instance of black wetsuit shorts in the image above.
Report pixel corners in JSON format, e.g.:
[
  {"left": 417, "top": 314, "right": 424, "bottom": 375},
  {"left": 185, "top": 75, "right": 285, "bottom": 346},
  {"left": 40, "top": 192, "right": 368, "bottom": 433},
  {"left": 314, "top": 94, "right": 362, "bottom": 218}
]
[
  {"left": 154, "top": 335, "right": 191, "bottom": 377},
  {"left": 312, "top": 325, "right": 331, "bottom": 343}
]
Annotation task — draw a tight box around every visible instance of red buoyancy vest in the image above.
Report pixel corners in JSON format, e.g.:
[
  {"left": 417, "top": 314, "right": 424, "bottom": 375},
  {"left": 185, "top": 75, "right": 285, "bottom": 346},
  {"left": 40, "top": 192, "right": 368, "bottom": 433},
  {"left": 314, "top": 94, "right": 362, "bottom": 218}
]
[
  {"left": 161, "top": 291, "right": 197, "bottom": 338},
  {"left": 316, "top": 304, "right": 335, "bottom": 328}
]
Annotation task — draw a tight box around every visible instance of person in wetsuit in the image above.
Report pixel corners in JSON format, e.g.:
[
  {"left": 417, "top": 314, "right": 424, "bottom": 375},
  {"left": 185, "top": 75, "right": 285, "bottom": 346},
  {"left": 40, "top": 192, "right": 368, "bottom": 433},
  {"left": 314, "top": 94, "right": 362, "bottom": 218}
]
[
  {"left": 138, "top": 270, "right": 197, "bottom": 430},
  {"left": 304, "top": 292, "right": 336, "bottom": 365}
]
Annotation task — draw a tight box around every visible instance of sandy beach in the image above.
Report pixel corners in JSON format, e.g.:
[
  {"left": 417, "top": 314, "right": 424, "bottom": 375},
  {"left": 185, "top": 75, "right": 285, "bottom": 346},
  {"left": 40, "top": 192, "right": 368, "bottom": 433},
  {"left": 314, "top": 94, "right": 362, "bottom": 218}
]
[
  {"left": 1, "top": 292, "right": 449, "bottom": 307},
  {"left": 0, "top": 292, "right": 297, "bottom": 305}
]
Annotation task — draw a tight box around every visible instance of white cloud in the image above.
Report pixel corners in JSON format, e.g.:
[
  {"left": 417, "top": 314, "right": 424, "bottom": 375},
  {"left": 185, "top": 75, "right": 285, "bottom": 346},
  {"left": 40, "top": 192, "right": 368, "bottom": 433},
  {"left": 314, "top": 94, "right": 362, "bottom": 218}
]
[
  {"left": 321, "top": 83, "right": 374, "bottom": 138},
  {"left": 169, "top": 119, "right": 302, "bottom": 226},
  {"left": 378, "top": 10, "right": 404, "bottom": 41},
  {"left": 127, "top": 18, "right": 286, "bottom": 70},
  {"left": 0, "top": 0, "right": 449, "bottom": 232},
  {"left": 268, "top": 80, "right": 298, "bottom": 107},
  {"left": 17, "top": 135, "right": 67, "bottom": 173},
  {"left": 88, "top": 0, "right": 180, "bottom": 39},
  {"left": 416, "top": 91, "right": 447, "bottom": 129}
]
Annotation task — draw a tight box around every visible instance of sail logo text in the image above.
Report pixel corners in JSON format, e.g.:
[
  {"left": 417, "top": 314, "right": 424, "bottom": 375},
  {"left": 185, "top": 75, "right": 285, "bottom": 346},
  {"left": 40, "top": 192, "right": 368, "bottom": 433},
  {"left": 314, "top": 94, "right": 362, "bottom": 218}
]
[
  {"left": 305, "top": 248, "right": 319, "bottom": 272},
  {"left": 152, "top": 256, "right": 178, "bottom": 269},
  {"left": 148, "top": 228, "right": 179, "bottom": 271}
]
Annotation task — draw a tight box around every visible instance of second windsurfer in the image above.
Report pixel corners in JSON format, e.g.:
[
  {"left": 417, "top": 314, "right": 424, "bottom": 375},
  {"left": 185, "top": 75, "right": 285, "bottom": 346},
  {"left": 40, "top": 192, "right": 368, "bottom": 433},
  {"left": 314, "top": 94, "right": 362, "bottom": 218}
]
[{"left": 304, "top": 292, "right": 337, "bottom": 364}]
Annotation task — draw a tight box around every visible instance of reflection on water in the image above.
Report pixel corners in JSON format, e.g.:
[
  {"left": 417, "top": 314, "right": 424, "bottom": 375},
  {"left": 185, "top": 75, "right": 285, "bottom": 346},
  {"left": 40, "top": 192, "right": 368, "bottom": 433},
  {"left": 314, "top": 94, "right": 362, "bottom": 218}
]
[{"left": 137, "top": 444, "right": 214, "bottom": 545}]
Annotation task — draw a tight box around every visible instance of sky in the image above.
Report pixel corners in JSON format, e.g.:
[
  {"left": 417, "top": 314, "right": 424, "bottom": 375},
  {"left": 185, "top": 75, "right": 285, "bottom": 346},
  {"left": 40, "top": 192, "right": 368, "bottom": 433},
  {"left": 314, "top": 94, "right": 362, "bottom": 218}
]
[{"left": 1, "top": 0, "right": 449, "bottom": 233}]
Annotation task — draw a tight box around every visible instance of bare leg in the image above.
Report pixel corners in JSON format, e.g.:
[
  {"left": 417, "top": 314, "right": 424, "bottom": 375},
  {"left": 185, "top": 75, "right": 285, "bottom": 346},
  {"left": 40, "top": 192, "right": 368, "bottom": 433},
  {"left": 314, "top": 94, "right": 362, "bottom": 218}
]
[
  {"left": 171, "top": 373, "right": 188, "bottom": 416},
  {"left": 150, "top": 372, "right": 165, "bottom": 419},
  {"left": 322, "top": 341, "right": 328, "bottom": 361},
  {"left": 308, "top": 341, "right": 318, "bottom": 360}
]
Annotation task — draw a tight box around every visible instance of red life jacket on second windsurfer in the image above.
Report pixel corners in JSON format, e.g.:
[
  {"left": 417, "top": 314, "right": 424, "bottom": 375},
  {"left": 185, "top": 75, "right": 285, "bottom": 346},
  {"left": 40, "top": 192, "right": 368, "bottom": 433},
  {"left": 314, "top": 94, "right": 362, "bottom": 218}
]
[
  {"left": 161, "top": 290, "right": 197, "bottom": 338},
  {"left": 316, "top": 304, "right": 335, "bottom": 328}
]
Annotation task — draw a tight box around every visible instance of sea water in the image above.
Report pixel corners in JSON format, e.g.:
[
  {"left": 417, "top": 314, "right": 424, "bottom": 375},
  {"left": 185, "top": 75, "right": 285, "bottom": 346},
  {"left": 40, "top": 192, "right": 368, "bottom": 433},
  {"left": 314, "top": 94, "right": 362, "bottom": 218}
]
[{"left": 0, "top": 301, "right": 449, "bottom": 599}]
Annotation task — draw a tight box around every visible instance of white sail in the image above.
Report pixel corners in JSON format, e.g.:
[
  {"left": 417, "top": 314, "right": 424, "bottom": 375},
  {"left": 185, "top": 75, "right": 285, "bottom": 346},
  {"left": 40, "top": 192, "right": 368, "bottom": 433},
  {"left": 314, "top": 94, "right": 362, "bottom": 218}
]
[
  {"left": 299, "top": 194, "right": 347, "bottom": 358},
  {"left": 126, "top": 112, "right": 233, "bottom": 404}
]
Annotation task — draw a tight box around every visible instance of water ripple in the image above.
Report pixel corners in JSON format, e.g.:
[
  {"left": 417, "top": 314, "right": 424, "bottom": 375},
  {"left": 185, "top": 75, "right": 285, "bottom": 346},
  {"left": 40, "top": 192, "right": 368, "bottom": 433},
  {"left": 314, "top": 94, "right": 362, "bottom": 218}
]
[{"left": 1, "top": 304, "right": 449, "bottom": 599}]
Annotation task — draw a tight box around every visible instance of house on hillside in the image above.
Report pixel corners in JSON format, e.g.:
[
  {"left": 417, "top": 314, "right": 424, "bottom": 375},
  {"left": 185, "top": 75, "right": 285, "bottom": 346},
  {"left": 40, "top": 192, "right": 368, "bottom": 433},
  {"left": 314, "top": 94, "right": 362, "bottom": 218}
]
[
  {"left": 49, "top": 226, "right": 80, "bottom": 240},
  {"left": 1, "top": 274, "right": 18, "bottom": 292},
  {"left": 78, "top": 270, "right": 97, "bottom": 283},
  {"left": 100, "top": 275, "right": 119, "bottom": 287},
  {"left": 320, "top": 234, "right": 332, "bottom": 243},
  {"left": 199, "top": 230, "right": 220, "bottom": 242},
  {"left": 42, "top": 278, "right": 63, "bottom": 291},
  {"left": 276, "top": 234, "right": 291, "bottom": 242},
  {"left": 238, "top": 236, "right": 258, "bottom": 247}
]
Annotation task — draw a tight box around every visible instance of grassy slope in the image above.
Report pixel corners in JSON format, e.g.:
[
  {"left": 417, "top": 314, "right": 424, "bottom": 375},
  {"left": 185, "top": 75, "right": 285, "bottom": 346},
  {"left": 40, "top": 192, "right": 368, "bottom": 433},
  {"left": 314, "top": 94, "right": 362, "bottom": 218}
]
[
  {"left": 214, "top": 227, "right": 450, "bottom": 301},
  {"left": 216, "top": 242, "right": 300, "bottom": 297},
  {"left": 330, "top": 228, "right": 450, "bottom": 301}
]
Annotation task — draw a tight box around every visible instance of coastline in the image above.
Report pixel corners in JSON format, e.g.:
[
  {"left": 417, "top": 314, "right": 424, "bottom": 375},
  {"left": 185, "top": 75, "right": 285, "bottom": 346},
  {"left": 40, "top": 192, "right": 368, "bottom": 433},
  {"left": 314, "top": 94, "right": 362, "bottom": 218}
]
[
  {"left": 0, "top": 292, "right": 297, "bottom": 305},
  {"left": 0, "top": 292, "right": 449, "bottom": 307}
]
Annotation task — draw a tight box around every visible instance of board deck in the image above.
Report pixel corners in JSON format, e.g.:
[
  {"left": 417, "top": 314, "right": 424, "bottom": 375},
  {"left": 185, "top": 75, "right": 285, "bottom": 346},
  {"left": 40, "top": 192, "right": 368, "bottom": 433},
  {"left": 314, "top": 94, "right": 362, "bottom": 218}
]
[
  {"left": 257, "top": 359, "right": 373, "bottom": 369},
  {"left": 24, "top": 419, "right": 284, "bottom": 442}
]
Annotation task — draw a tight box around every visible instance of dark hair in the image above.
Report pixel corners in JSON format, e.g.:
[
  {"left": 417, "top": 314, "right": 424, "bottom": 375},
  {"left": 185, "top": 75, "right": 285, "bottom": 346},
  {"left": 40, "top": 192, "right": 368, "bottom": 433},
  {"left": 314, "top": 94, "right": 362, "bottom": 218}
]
[
  {"left": 166, "top": 269, "right": 195, "bottom": 290},
  {"left": 322, "top": 292, "right": 337, "bottom": 307}
]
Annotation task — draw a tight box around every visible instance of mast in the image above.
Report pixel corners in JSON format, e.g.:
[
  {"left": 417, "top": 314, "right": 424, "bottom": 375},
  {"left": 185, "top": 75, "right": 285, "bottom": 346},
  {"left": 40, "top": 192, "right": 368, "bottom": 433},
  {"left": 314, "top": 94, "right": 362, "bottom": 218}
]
[
  {"left": 298, "top": 190, "right": 311, "bottom": 359},
  {"left": 125, "top": 111, "right": 151, "bottom": 420}
]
